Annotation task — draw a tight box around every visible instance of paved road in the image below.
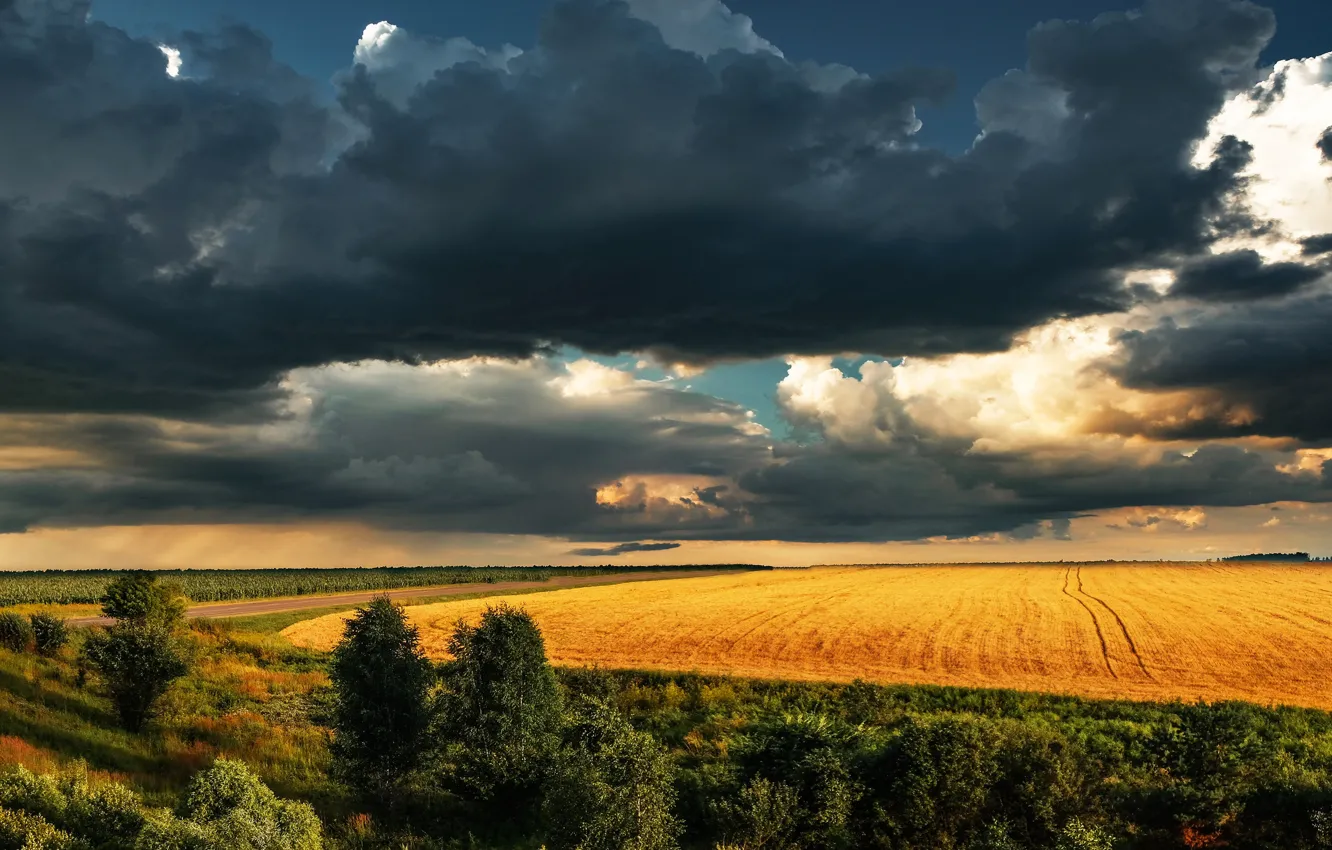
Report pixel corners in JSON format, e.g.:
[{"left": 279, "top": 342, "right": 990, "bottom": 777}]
[{"left": 67, "top": 569, "right": 743, "bottom": 627}]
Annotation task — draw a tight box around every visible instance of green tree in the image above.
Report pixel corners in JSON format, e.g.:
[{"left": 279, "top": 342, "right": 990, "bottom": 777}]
[
  {"left": 100, "top": 571, "right": 187, "bottom": 627},
  {"left": 29, "top": 614, "right": 69, "bottom": 657},
  {"left": 81, "top": 623, "right": 189, "bottom": 732},
  {"left": 866, "top": 716, "right": 1000, "bottom": 850},
  {"left": 542, "top": 700, "right": 680, "bottom": 850},
  {"left": 329, "top": 596, "right": 435, "bottom": 800},
  {"left": 729, "top": 713, "right": 863, "bottom": 849},
  {"left": 437, "top": 604, "right": 563, "bottom": 800}
]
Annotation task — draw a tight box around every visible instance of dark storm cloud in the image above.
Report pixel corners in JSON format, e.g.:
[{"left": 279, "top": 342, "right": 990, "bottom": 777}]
[
  {"left": 1319, "top": 126, "right": 1332, "bottom": 161},
  {"left": 2, "top": 353, "right": 1329, "bottom": 543},
  {"left": 1168, "top": 249, "right": 1323, "bottom": 301},
  {"left": 1111, "top": 295, "right": 1332, "bottom": 440},
  {"left": 567, "top": 541, "right": 682, "bottom": 556},
  {"left": 729, "top": 438, "right": 1332, "bottom": 543},
  {"left": 0, "top": 360, "right": 774, "bottom": 536},
  {"left": 0, "top": 0, "right": 1282, "bottom": 415},
  {"left": 1301, "top": 234, "right": 1332, "bottom": 256}
]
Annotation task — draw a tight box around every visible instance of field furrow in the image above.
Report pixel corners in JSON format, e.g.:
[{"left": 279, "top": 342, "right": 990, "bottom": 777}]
[{"left": 282, "top": 564, "right": 1332, "bottom": 708}]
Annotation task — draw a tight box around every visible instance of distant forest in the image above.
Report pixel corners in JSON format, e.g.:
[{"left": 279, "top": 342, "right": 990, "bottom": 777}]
[{"left": 1223, "top": 552, "right": 1313, "bottom": 562}]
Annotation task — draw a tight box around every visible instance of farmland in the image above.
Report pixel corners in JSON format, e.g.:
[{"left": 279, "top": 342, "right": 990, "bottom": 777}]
[
  {"left": 286, "top": 563, "right": 1332, "bottom": 709},
  {"left": 0, "top": 564, "right": 758, "bottom": 607}
]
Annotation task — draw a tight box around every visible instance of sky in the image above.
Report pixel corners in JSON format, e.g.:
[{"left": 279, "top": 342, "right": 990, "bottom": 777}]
[{"left": 0, "top": 0, "right": 1330, "bottom": 567}]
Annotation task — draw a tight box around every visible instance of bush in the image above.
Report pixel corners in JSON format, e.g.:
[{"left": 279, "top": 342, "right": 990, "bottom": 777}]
[
  {"left": 329, "top": 596, "right": 435, "bottom": 801},
  {"left": 1055, "top": 818, "right": 1114, "bottom": 850},
  {"left": 437, "top": 604, "right": 563, "bottom": 800},
  {"left": 710, "top": 777, "right": 800, "bottom": 850},
  {"left": 0, "top": 807, "right": 81, "bottom": 850},
  {"left": 175, "top": 759, "right": 323, "bottom": 850},
  {"left": 81, "top": 623, "right": 190, "bottom": 732},
  {"left": 0, "top": 612, "right": 34, "bottom": 653},
  {"left": 29, "top": 614, "right": 69, "bottom": 657},
  {"left": 542, "top": 700, "right": 680, "bottom": 850},
  {"left": 0, "top": 761, "right": 320, "bottom": 850}
]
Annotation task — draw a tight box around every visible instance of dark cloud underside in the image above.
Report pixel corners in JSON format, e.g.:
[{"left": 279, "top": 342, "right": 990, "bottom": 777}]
[{"left": 0, "top": 0, "right": 1277, "bottom": 416}]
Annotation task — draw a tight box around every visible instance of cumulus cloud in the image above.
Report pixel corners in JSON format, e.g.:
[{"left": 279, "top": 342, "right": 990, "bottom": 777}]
[
  {"left": 351, "top": 21, "right": 523, "bottom": 107},
  {"left": 1, "top": 0, "right": 1330, "bottom": 549},
  {"left": 0, "top": 358, "right": 771, "bottom": 537},
  {"left": 622, "top": 0, "right": 780, "bottom": 58},
  {"left": 0, "top": 0, "right": 1285, "bottom": 422}
]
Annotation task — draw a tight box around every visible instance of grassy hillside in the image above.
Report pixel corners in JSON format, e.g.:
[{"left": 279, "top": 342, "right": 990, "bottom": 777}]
[{"left": 2, "top": 605, "right": 1332, "bottom": 846}]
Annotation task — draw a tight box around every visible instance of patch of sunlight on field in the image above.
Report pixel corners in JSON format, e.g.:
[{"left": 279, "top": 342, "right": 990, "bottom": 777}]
[{"left": 282, "top": 564, "right": 1332, "bottom": 709}]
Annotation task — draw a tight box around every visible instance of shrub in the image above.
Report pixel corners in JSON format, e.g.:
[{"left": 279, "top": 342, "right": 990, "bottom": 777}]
[
  {"left": 176, "top": 759, "right": 323, "bottom": 850},
  {"left": 0, "top": 807, "right": 81, "bottom": 850},
  {"left": 542, "top": 700, "right": 680, "bottom": 850},
  {"left": 329, "top": 596, "right": 435, "bottom": 801},
  {"left": 81, "top": 623, "right": 190, "bottom": 732},
  {"left": 0, "top": 761, "right": 319, "bottom": 850},
  {"left": 1055, "top": 818, "right": 1114, "bottom": 850},
  {"left": 29, "top": 615, "right": 69, "bottom": 657},
  {"left": 0, "top": 612, "right": 34, "bottom": 653},
  {"left": 710, "top": 777, "right": 800, "bottom": 850},
  {"left": 0, "top": 768, "right": 66, "bottom": 825},
  {"left": 437, "top": 604, "right": 563, "bottom": 800}
]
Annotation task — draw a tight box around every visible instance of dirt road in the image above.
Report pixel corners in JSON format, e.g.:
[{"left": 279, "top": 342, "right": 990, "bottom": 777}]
[{"left": 68, "top": 569, "right": 744, "bottom": 627}]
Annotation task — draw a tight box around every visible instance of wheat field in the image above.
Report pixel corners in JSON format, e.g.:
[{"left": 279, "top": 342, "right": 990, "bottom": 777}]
[{"left": 282, "top": 564, "right": 1332, "bottom": 708}]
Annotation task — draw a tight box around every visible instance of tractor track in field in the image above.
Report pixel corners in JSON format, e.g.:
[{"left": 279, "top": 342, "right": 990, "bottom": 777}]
[
  {"left": 1074, "top": 566, "right": 1154, "bottom": 680},
  {"left": 1062, "top": 566, "right": 1117, "bottom": 679}
]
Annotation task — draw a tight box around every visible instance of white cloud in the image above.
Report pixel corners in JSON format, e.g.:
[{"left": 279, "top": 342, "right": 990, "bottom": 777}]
[
  {"left": 352, "top": 21, "right": 523, "bottom": 106},
  {"left": 158, "top": 45, "right": 182, "bottom": 78},
  {"left": 623, "top": 0, "right": 781, "bottom": 58},
  {"left": 1197, "top": 52, "right": 1332, "bottom": 245},
  {"left": 777, "top": 317, "right": 1219, "bottom": 459}
]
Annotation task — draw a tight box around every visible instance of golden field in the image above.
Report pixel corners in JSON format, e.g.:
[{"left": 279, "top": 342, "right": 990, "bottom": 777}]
[{"left": 282, "top": 564, "right": 1332, "bottom": 708}]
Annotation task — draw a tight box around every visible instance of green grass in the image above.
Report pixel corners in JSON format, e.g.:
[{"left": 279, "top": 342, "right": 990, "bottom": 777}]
[
  {"left": 0, "top": 565, "right": 767, "bottom": 607},
  {"left": 0, "top": 625, "right": 343, "bottom": 814}
]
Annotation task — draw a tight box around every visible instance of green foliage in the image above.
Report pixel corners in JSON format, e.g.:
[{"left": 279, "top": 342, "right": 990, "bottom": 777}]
[
  {"left": 81, "top": 624, "right": 190, "bottom": 732},
  {"left": 967, "top": 820, "right": 1021, "bottom": 850},
  {"left": 1147, "top": 700, "right": 1278, "bottom": 835},
  {"left": 0, "top": 807, "right": 83, "bottom": 850},
  {"left": 173, "top": 759, "right": 323, "bottom": 850},
  {"left": 867, "top": 716, "right": 1000, "bottom": 849},
  {"left": 1053, "top": 818, "right": 1114, "bottom": 850},
  {"left": 329, "top": 597, "right": 434, "bottom": 799},
  {"left": 0, "top": 612, "right": 34, "bottom": 653},
  {"left": 727, "top": 713, "right": 863, "bottom": 849},
  {"left": 542, "top": 700, "right": 680, "bottom": 850},
  {"left": 29, "top": 615, "right": 69, "bottom": 657},
  {"left": 436, "top": 604, "right": 563, "bottom": 800},
  {"left": 0, "top": 762, "right": 318, "bottom": 850},
  {"left": 0, "top": 566, "right": 753, "bottom": 607},
  {"left": 100, "top": 573, "right": 187, "bottom": 627},
  {"left": 709, "top": 778, "right": 800, "bottom": 850}
]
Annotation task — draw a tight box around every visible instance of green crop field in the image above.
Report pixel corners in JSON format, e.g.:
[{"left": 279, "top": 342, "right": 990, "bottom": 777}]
[{"left": 0, "top": 565, "right": 764, "bottom": 607}]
